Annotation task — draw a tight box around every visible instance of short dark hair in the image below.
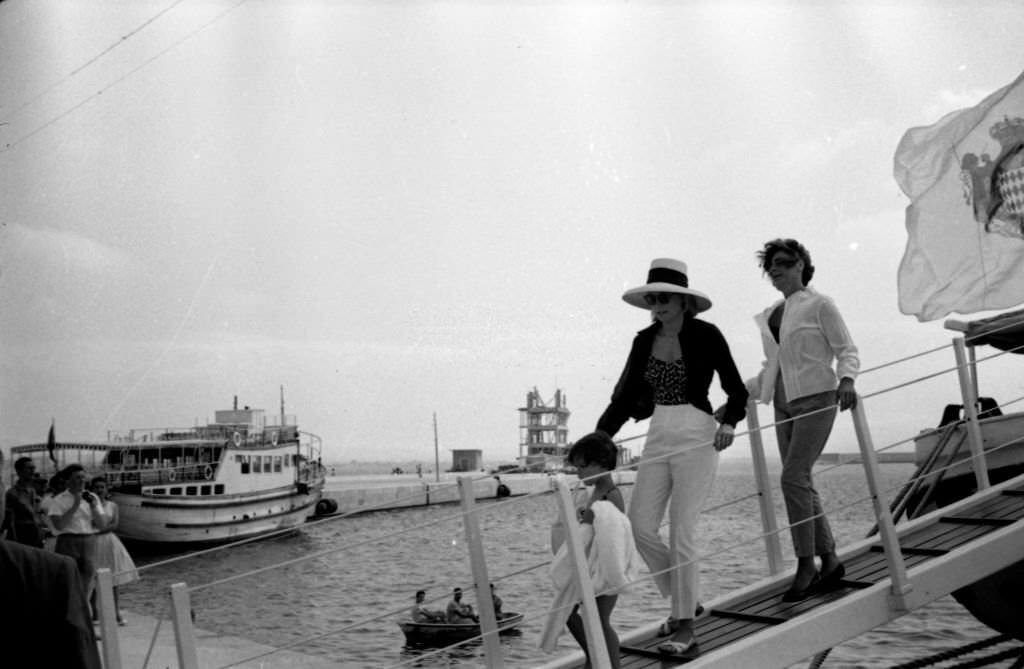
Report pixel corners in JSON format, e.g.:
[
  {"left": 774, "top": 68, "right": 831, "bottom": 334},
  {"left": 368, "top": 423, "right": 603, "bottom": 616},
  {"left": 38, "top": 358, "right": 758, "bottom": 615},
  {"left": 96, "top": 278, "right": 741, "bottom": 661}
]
[
  {"left": 60, "top": 463, "right": 85, "bottom": 478},
  {"left": 415, "top": 590, "right": 425, "bottom": 598},
  {"left": 757, "top": 238, "right": 815, "bottom": 285},
  {"left": 14, "top": 456, "right": 33, "bottom": 473},
  {"left": 567, "top": 432, "right": 618, "bottom": 471}
]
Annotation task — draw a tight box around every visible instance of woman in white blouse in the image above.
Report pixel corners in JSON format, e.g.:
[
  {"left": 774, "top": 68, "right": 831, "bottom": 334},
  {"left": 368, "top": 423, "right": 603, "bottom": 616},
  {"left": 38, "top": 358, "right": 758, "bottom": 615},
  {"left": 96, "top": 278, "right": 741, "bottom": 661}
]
[{"left": 748, "top": 239, "right": 859, "bottom": 602}]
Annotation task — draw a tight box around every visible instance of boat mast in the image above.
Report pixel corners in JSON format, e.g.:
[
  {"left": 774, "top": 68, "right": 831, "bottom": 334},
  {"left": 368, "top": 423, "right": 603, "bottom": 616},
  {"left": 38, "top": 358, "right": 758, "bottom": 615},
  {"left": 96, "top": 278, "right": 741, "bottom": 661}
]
[{"left": 280, "top": 385, "right": 285, "bottom": 426}]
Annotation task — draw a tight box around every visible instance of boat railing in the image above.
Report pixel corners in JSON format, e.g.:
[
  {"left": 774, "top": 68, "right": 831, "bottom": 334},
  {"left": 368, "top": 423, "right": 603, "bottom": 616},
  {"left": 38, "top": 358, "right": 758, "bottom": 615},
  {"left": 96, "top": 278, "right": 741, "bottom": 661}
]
[{"left": 89, "top": 330, "right": 1024, "bottom": 669}]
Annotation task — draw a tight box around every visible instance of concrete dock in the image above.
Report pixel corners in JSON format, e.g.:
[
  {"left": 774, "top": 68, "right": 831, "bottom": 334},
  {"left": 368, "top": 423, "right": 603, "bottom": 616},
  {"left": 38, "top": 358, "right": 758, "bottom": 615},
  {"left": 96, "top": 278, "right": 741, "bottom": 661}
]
[
  {"left": 99, "top": 611, "right": 338, "bottom": 669},
  {"left": 318, "top": 469, "right": 636, "bottom": 516}
]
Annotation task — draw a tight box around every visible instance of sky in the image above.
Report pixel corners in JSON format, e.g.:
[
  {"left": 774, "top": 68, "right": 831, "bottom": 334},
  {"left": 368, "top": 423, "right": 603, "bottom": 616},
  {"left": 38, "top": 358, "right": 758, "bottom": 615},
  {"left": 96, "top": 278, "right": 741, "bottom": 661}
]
[{"left": 2, "top": 0, "right": 1024, "bottom": 467}]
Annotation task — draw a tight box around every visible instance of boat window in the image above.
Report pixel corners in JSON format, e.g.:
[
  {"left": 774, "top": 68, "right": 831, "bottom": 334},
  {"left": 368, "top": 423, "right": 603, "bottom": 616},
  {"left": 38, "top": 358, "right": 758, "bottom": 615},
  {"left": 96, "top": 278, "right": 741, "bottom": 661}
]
[
  {"left": 170, "top": 487, "right": 182, "bottom": 496},
  {"left": 283, "top": 454, "right": 289, "bottom": 468},
  {"left": 186, "top": 486, "right": 197, "bottom": 496},
  {"left": 274, "top": 456, "right": 282, "bottom": 473},
  {"left": 240, "top": 456, "right": 250, "bottom": 474},
  {"left": 214, "top": 484, "right": 224, "bottom": 494},
  {"left": 200, "top": 485, "right": 211, "bottom": 495},
  {"left": 152, "top": 488, "right": 166, "bottom": 495},
  {"left": 253, "top": 456, "right": 263, "bottom": 474}
]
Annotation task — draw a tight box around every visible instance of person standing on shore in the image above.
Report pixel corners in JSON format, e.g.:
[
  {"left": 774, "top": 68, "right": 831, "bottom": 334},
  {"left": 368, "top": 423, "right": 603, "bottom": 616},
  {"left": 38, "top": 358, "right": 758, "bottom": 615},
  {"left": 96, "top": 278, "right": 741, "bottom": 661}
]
[
  {"left": 49, "top": 464, "right": 105, "bottom": 607},
  {"left": 90, "top": 476, "right": 139, "bottom": 625},
  {"left": 748, "top": 238, "right": 858, "bottom": 602},
  {"left": 595, "top": 258, "right": 748, "bottom": 656},
  {"left": 3, "top": 456, "right": 47, "bottom": 547}
]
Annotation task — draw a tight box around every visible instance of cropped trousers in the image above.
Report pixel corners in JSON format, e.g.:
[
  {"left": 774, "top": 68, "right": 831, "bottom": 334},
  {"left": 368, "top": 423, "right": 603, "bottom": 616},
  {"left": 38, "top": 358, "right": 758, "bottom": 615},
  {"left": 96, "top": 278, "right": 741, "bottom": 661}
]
[
  {"left": 628, "top": 404, "right": 718, "bottom": 619},
  {"left": 773, "top": 377, "right": 837, "bottom": 558}
]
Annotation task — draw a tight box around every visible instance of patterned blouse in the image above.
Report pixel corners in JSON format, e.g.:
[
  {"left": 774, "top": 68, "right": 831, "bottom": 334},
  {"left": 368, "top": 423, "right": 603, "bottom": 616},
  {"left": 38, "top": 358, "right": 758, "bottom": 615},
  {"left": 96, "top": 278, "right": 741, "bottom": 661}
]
[{"left": 644, "top": 355, "right": 688, "bottom": 405}]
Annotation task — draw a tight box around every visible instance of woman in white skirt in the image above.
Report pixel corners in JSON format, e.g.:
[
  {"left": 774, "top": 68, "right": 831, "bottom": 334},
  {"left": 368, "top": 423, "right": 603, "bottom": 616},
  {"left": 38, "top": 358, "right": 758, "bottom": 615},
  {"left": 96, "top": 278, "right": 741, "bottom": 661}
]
[
  {"left": 596, "top": 258, "right": 748, "bottom": 656},
  {"left": 90, "top": 476, "right": 139, "bottom": 625}
]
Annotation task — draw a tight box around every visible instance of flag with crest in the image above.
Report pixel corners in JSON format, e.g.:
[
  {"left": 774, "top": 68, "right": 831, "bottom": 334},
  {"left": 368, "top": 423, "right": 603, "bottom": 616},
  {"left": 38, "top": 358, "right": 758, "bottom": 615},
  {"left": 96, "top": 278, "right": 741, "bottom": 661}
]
[{"left": 895, "top": 70, "right": 1024, "bottom": 321}]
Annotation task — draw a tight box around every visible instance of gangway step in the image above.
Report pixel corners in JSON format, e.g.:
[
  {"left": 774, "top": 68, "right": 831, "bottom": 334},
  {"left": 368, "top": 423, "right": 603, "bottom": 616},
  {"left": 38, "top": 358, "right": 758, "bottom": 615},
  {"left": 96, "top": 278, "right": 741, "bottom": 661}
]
[
  {"left": 869, "top": 545, "right": 949, "bottom": 557},
  {"left": 939, "top": 515, "right": 1017, "bottom": 527},
  {"left": 709, "top": 609, "right": 790, "bottom": 625}
]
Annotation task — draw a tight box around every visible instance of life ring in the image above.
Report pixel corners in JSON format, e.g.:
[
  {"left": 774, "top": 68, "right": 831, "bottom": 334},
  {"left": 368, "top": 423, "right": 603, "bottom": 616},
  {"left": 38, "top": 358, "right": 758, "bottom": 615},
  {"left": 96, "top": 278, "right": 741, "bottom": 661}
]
[
  {"left": 233, "top": 431, "right": 242, "bottom": 447},
  {"left": 204, "top": 465, "right": 214, "bottom": 481},
  {"left": 271, "top": 431, "right": 279, "bottom": 446},
  {"left": 168, "top": 469, "right": 176, "bottom": 482}
]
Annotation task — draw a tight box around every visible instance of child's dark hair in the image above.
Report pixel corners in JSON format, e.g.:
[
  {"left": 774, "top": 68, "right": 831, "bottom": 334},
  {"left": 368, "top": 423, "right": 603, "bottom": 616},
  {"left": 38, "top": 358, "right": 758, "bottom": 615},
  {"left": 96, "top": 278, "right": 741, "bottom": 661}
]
[{"left": 567, "top": 432, "right": 618, "bottom": 470}]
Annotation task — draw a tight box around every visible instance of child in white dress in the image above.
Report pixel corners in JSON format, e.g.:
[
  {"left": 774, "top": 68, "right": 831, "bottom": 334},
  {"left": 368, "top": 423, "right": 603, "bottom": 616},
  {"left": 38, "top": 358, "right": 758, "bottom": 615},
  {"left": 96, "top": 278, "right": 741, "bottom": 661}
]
[
  {"left": 90, "top": 477, "right": 139, "bottom": 625},
  {"left": 542, "top": 432, "right": 640, "bottom": 669}
]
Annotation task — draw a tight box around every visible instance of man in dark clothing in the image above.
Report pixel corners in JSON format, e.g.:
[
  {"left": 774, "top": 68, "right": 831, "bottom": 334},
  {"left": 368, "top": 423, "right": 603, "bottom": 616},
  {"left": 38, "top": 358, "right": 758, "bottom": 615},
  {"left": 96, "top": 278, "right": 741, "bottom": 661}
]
[{"left": 3, "top": 456, "right": 47, "bottom": 547}]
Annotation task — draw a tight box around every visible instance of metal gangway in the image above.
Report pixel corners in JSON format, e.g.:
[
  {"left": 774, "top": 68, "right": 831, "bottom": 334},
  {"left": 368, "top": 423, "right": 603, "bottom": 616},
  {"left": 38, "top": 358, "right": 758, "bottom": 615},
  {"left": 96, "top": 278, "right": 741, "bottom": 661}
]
[{"left": 89, "top": 330, "right": 1024, "bottom": 669}]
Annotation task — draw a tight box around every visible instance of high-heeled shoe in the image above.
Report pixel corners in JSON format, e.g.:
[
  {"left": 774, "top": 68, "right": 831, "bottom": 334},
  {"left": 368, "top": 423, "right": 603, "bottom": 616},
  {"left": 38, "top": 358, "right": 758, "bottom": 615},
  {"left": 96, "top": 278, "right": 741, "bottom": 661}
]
[
  {"left": 814, "top": 563, "right": 846, "bottom": 593},
  {"left": 781, "top": 573, "right": 820, "bottom": 602}
]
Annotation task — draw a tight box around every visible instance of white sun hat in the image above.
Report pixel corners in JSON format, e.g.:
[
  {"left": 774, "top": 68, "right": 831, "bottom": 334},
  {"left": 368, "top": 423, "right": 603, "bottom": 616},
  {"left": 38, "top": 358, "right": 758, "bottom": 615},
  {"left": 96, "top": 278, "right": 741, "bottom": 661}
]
[{"left": 621, "top": 258, "right": 712, "bottom": 312}]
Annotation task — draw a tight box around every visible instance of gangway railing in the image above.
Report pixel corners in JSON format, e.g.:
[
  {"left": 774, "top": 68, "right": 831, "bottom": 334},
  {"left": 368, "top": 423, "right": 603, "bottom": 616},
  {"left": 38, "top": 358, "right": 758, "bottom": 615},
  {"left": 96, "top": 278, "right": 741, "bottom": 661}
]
[{"left": 88, "top": 332, "right": 1024, "bottom": 669}]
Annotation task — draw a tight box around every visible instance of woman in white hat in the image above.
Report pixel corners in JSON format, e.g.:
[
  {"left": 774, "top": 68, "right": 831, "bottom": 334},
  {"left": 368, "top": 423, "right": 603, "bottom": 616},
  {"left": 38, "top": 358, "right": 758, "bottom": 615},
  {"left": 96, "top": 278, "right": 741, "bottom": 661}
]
[
  {"left": 748, "top": 239, "right": 858, "bottom": 602},
  {"left": 596, "top": 258, "right": 748, "bottom": 656}
]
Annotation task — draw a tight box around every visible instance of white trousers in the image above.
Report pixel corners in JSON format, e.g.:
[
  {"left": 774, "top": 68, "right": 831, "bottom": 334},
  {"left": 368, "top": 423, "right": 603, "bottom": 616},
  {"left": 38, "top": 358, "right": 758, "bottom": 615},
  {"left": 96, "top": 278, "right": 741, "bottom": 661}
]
[{"left": 628, "top": 404, "right": 719, "bottom": 619}]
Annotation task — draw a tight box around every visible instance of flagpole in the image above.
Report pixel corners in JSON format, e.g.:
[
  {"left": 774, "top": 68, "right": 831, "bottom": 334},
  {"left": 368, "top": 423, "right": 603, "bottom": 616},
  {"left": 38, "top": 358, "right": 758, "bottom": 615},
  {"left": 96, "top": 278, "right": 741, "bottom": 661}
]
[{"left": 433, "top": 412, "right": 440, "bottom": 483}]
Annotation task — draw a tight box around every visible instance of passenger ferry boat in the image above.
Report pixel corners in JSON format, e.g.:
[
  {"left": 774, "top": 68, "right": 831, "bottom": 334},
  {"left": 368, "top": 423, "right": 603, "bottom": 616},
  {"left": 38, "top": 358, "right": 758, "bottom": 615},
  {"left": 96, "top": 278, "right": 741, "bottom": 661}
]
[{"left": 11, "top": 394, "right": 327, "bottom": 546}]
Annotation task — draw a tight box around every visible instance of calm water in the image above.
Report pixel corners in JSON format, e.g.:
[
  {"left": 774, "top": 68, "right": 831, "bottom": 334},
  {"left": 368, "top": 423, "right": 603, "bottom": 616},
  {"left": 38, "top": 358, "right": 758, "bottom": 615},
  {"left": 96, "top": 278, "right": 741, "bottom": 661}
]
[{"left": 120, "top": 461, "right": 1011, "bottom": 668}]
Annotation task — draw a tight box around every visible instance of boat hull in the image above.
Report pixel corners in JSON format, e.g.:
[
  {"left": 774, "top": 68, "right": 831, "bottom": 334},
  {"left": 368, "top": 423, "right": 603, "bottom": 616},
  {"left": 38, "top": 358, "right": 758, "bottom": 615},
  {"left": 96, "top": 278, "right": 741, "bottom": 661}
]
[
  {"left": 398, "top": 612, "right": 524, "bottom": 645},
  {"left": 911, "top": 411, "right": 1024, "bottom": 641},
  {"left": 114, "top": 486, "right": 322, "bottom": 545}
]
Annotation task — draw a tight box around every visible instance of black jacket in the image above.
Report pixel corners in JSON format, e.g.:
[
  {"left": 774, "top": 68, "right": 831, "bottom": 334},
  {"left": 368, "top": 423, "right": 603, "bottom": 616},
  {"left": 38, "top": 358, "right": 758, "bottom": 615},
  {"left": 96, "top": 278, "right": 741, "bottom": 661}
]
[{"left": 596, "top": 317, "right": 748, "bottom": 437}]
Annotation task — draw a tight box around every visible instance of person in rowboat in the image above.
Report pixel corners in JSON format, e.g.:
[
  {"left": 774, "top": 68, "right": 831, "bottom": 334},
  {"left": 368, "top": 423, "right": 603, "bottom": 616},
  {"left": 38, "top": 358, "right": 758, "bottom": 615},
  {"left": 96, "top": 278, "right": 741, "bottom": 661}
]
[
  {"left": 410, "top": 590, "right": 445, "bottom": 623},
  {"left": 445, "top": 587, "right": 478, "bottom": 623},
  {"left": 595, "top": 258, "right": 748, "bottom": 657},
  {"left": 747, "top": 238, "right": 858, "bottom": 602}
]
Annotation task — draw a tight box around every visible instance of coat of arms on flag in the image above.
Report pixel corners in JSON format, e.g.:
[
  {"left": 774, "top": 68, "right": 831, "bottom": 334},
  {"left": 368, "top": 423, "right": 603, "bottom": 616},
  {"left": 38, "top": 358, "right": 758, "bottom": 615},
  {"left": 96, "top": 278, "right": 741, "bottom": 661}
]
[
  {"left": 895, "top": 70, "right": 1024, "bottom": 322},
  {"left": 960, "top": 115, "right": 1024, "bottom": 239}
]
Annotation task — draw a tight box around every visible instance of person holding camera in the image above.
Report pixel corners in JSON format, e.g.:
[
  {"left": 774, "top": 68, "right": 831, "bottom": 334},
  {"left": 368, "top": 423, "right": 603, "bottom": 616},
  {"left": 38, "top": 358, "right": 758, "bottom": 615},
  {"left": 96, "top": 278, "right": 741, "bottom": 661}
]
[{"left": 48, "top": 464, "right": 108, "bottom": 607}]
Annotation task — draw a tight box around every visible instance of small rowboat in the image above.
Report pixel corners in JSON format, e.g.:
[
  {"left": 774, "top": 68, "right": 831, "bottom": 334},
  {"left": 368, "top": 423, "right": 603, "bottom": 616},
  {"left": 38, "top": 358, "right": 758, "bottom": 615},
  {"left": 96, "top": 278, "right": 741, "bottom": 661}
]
[{"left": 398, "top": 612, "right": 524, "bottom": 645}]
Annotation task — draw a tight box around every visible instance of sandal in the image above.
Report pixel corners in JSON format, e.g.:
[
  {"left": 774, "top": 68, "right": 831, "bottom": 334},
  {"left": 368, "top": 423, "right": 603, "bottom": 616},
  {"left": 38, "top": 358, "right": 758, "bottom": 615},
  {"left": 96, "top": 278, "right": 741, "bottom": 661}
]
[
  {"left": 657, "top": 638, "right": 694, "bottom": 655},
  {"left": 658, "top": 602, "right": 705, "bottom": 635}
]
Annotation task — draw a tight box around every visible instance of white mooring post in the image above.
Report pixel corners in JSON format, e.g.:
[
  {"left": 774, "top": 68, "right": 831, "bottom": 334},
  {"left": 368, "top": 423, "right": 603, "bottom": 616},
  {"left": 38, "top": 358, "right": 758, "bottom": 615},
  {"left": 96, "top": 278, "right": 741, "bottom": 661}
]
[
  {"left": 95, "top": 568, "right": 122, "bottom": 669},
  {"left": 953, "top": 337, "right": 991, "bottom": 491},
  {"left": 551, "top": 474, "right": 612, "bottom": 669},
  {"left": 457, "top": 476, "right": 504, "bottom": 668},
  {"left": 745, "top": 400, "right": 784, "bottom": 575},
  {"left": 850, "top": 397, "right": 912, "bottom": 610},
  {"left": 169, "top": 582, "right": 200, "bottom": 669}
]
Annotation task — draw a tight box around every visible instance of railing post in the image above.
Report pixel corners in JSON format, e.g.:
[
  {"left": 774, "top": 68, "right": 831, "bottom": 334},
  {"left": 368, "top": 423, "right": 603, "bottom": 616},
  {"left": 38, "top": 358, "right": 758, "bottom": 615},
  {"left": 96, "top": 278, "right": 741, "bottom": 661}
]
[
  {"left": 850, "top": 397, "right": 912, "bottom": 610},
  {"left": 745, "top": 400, "right": 784, "bottom": 575},
  {"left": 95, "top": 568, "right": 122, "bottom": 669},
  {"left": 169, "top": 582, "right": 200, "bottom": 669},
  {"left": 953, "top": 338, "right": 991, "bottom": 490},
  {"left": 457, "top": 476, "right": 504, "bottom": 668},
  {"left": 551, "top": 475, "right": 612, "bottom": 669}
]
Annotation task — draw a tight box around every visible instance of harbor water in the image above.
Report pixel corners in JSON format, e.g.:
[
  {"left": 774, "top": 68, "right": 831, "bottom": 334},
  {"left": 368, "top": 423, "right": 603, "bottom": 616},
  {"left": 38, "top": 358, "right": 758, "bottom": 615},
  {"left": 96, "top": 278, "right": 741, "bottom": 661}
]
[{"left": 120, "top": 460, "right": 1010, "bottom": 668}]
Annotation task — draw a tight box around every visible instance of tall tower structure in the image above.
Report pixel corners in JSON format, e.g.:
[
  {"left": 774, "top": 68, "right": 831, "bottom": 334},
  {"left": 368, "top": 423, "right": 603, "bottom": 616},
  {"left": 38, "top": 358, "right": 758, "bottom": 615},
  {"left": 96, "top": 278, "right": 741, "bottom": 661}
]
[{"left": 518, "top": 387, "right": 570, "bottom": 471}]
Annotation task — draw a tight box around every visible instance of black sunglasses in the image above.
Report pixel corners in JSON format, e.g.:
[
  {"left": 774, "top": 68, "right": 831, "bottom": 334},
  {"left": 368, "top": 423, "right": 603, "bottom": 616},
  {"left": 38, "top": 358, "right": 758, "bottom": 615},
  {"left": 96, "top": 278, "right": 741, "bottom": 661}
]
[
  {"left": 643, "top": 293, "right": 677, "bottom": 306},
  {"left": 768, "top": 257, "right": 799, "bottom": 269}
]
